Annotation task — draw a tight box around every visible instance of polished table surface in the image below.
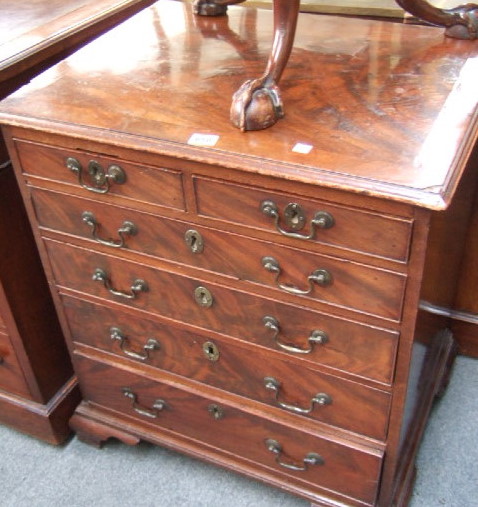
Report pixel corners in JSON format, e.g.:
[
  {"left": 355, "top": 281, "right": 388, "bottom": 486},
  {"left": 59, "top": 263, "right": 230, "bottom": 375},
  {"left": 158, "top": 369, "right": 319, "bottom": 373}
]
[
  {"left": 1, "top": 0, "right": 477, "bottom": 209},
  {"left": 0, "top": 0, "right": 153, "bottom": 82}
]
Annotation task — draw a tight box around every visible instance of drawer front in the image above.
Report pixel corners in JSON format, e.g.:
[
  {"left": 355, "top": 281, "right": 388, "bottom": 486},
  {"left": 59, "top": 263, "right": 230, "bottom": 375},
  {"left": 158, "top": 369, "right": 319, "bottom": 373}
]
[
  {"left": 0, "top": 331, "right": 31, "bottom": 398},
  {"left": 50, "top": 243, "right": 398, "bottom": 384},
  {"left": 15, "top": 140, "right": 185, "bottom": 212},
  {"left": 194, "top": 176, "right": 413, "bottom": 263},
  {"left": 65, "top": 299, "right": 390, "bottom": 439},
  {"left": 38, "top": 206, "right": 405, "bottom": 321},
  {"left": 75, "top": 354, "right": 383, "bottom": 505}
]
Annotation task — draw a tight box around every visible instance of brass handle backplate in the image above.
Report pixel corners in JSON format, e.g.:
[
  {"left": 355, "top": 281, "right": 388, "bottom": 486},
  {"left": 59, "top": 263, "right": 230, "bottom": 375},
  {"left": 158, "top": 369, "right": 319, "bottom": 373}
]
[
  {"left": 110, "top": 327, "right": 160, "bottom": 361},
  {"left": 82, "top": 211, "right": 137, "bottom": 248},
  {"left": 122, "top": 387, "right": 165, "bottom": 418},
  {"left": 263, "top": 315, "right": 328, "bottom": 354},
  {"left": 92, "top": 268, "right": 148, "bottom": 299},
  {"left": 66, "top": 157, "right": 126, "bottom": 194},
  {"left": 262, "top": 256, "right": 332, "bottom": 295},
  {"left": 261, "top": 200, "right": 334, "bottom": 240},
  {"left": 264, "top": 376, "right": 332, "bottom": 414},
  {"left": 265, "top": 439, "right": 324, "bottom": 471}
]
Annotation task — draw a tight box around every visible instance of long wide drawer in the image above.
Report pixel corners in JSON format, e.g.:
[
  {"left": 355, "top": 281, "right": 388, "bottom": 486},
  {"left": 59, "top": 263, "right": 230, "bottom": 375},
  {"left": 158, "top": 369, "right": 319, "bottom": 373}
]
[
  {"left": 65, "top": 297, "right": 390, "bottom": 439},
  {"left": 31, "top": 187, "right": 406, "bottom": 320},
  {"left": 49, "top": 242, "right": 398, "bottom": 384},
  {"left": 42, "top": 223, "right": 405, "bottom": 324},
  {"left": 74, "top": 353, "right": 383, "bottom": 505}
]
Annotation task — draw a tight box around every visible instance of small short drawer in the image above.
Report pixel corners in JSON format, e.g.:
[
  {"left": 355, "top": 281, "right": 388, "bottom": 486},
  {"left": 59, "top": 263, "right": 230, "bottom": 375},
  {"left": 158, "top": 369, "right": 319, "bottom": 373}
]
[
  {"left": 66, "top": 298, "right": 390, "bottom": 439},
  {"left": 14, "top": 139, "right": 185, "bottom": 212},
  {"left": 0, "top": 331, "right": 31, "bottom": 399},
  {"left": 74, "top": 354, "right": 383, "bottom": 505},
  {"left": 194, "top": 176, "right": 413, "bottom": 263}
]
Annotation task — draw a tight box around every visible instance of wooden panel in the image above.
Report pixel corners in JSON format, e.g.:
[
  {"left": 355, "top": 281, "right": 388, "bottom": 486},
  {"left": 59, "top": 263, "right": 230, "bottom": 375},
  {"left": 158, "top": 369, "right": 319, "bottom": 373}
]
[
  {"left": 62, "top": 293, "right": 398, "bottom": 386},
  {"left": 453, "top": 179, "right": 478, "bottom": 357},
  {"left": 15, "top": 140, "right": 186, "bottom": 212},
  {"left": 74, "top": 353, "right": 384, "bottom": 505},
  {"left": 451, "top": 320, "right": 478, "bottom": 358},
  {"left": 0, "top": 378, "right": 80, "bottom": 445},
  {"left": 0, "top": 331, "right": 31, "bottom": 398},
  {"left": 194, "top": 176, "right": 413, "bottom": 263},
  {"left": 0, "top": 166, "right": 72, "bottom": 402}
]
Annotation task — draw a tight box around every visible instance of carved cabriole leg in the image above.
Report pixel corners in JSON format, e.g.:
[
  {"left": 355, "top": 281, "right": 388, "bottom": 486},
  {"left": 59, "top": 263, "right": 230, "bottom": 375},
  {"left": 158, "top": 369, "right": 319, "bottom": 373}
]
[
  {"left": 230, "top": 0, "right": 300, "bottom": 131},
  {"left": 396, "top": 0, "right": 478, "bottom": 39},
  {"left": 193, "top": 0, "right": 246, "bottom": 17}
]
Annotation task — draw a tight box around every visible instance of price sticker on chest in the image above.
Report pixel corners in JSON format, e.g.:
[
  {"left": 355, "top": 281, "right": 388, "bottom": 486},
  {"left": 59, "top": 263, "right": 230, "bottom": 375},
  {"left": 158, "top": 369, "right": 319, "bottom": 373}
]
[
  {"left": 292, "top": 143, "right": 313, "bottom": 154},
  {"left": 188, "top": 133, "right": 220, "bottom": 147}
]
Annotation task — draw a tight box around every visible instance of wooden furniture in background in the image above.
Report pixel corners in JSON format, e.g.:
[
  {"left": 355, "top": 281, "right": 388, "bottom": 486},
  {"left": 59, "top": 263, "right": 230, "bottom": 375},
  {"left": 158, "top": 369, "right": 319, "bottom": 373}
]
[
  {"left": 247, "top": 0, "right": 465, "bottom": 19},
  {"left": 0, "top": 0, "right": 153, "bottom": 443},
  {"left": 1, "top": 1, "right": 477, "bottom": 503},
  {"left": 450, "top": 196, "right": 478, "bottom": 357}
]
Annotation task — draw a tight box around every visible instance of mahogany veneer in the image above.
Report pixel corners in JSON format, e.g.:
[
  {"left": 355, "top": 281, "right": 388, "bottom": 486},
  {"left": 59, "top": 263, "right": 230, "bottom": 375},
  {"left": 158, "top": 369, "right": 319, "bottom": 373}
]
[
  {"left": 0, "top": 0, "right": 154, "bottom": 443},
  {"left": 1, "top": 1, "right": 477, "bottom": 503}
]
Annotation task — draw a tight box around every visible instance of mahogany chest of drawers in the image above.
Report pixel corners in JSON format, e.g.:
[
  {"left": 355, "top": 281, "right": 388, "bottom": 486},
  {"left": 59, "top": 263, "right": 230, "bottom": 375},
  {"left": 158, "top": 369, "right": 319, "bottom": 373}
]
[{"left": 1, "top": 1, "right": 477, "bottom": 503}]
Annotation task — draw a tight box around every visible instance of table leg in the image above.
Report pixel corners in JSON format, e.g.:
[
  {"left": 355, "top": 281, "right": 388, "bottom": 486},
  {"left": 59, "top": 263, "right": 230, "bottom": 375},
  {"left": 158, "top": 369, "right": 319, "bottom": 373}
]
[{"left": 396, "top": 0, "right": 477, "bottom": 39}]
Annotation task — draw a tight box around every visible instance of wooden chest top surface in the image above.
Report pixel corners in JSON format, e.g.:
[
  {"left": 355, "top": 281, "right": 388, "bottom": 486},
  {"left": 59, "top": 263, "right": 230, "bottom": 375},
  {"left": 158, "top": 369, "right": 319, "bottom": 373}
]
[{"left": 1, "top": 0, "right": 478, "bottom": 208}]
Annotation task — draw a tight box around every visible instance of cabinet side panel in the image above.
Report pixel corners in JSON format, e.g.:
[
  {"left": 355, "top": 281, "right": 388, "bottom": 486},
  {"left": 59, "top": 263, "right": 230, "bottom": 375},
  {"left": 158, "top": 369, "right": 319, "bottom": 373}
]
[{"left": 0, "top": 133, "right": 73, "bottom": 403}]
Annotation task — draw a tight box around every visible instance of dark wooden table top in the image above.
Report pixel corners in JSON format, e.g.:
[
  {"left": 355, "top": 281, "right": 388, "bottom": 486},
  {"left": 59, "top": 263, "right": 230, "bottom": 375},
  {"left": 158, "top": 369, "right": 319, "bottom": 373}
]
[
  {"left": 0, "top": 0, "right": 153, "bottom": 82},
  {"left": 1, "top": 0, "right": 477, "bottom": 209}
]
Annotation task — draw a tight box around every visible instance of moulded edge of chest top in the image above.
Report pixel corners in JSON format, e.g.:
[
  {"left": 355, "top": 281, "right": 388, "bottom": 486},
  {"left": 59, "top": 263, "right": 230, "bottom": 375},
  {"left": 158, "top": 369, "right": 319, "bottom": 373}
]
[{"left": 0, "top": 124, "right": 440, "bottom": 215}]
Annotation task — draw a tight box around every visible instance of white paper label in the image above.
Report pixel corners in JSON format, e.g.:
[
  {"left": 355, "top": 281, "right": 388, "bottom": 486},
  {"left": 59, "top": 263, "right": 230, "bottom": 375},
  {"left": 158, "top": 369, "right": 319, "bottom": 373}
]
[
  {"left": 187, "top": 133, "right": 220, "bottom": 147},
  {"left": 292, "top": 143, "right": 313, "bottom": 154}
]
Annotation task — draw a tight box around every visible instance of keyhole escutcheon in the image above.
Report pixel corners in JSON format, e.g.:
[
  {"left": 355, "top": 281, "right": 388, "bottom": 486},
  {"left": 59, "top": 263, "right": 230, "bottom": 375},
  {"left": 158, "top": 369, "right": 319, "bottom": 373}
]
[
  {"left": 194, "top": 286, "right": 214, "bottom": 307},
  {"left": 202, "top": 341, "right": 220, "bottom": 361},
  {"left": 185, "top": 229, "right": 204, "bottom": 254}
]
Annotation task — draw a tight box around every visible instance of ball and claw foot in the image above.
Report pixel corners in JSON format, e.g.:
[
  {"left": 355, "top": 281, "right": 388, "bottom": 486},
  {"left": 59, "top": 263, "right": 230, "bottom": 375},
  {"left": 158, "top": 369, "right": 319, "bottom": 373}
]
[
  {"left": 445, "top": 4, "right": 478, "bottom": 39},
  {"left": 193, "top": 0, "right": 246, "bottom": 16},
  {"left": 193, "top": 0, "right": 227, "bottom": 16},
  {"left": 230, "top": 78, "right": 285, "bottom": 131}
]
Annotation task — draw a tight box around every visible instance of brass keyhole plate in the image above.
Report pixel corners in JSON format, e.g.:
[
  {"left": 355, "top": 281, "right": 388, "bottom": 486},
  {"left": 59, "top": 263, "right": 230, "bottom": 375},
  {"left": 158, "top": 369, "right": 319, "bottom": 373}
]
[
  {"left": 194, "top": 286, "right": 213, "bottom": 307},
  {"left": 185, "top": 229, "right": 204, "bottom": 253},
  {"left": 202, "top": 341, "right": 219, "bottom": 361},
  {"left": 207, "top": 404, "right": 224, "bottom": 419}
]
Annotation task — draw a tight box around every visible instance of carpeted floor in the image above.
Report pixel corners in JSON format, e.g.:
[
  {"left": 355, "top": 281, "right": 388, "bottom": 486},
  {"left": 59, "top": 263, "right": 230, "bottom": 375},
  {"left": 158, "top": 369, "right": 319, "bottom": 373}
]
[{"left": 1, "top": 356, "right": 477, "bottom": 507}]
